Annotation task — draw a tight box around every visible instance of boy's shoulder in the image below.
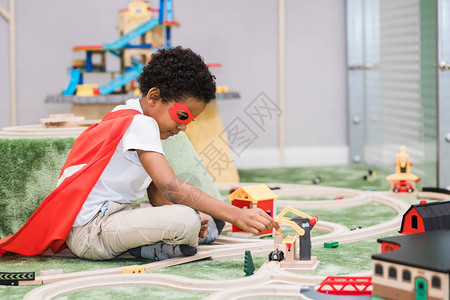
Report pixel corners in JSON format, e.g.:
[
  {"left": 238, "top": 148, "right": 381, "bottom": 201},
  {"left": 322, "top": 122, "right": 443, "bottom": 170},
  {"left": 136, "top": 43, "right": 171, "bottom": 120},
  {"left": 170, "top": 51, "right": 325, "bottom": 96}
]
[
  {"left": 109, "top": 98, "right": 160, "bottom": 133},
  {"left": 112, "top": 98, "right": 143, "bottom": 113}
]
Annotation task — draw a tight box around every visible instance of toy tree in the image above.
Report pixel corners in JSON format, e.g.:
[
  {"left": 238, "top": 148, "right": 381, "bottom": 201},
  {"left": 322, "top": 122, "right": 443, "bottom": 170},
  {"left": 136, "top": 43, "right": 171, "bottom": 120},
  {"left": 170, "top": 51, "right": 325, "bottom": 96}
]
[{"left": 244, "top": 250, "right": 255, "bottom": 276}]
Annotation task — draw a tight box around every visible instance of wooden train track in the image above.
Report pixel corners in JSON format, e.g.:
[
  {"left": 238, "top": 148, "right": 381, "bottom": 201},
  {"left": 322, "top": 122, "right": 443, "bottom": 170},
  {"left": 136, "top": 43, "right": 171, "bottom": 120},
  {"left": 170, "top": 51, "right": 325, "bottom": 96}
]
[{"left": 19, "top": 183, "right": 448, "bottom": 299}]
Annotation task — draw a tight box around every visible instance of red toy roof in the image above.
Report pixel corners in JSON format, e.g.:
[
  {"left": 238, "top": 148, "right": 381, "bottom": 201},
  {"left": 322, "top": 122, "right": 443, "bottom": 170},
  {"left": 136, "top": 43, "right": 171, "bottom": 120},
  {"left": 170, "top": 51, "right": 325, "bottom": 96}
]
[{"left": 399, "top": 200, "right": 450, "bottom": 233}]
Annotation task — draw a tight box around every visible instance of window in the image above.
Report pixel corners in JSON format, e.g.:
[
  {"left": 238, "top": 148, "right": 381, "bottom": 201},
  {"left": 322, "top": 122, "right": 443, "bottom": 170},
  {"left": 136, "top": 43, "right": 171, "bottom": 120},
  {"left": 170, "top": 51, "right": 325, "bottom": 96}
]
[
  {"left": 375, "top": 264, "right": 383, "bottom": 276},
  {"left": 402, "top": 270, "right": 411, "bottom": 282},
  {"left": 411, "top": 215, "right": 418, "bottom": 229},
  {"left": 432, "top": 276, "right": 441, "bottom": 289},
  {"left": 388, "top": 267, "right": 397, "bottom": 279}
]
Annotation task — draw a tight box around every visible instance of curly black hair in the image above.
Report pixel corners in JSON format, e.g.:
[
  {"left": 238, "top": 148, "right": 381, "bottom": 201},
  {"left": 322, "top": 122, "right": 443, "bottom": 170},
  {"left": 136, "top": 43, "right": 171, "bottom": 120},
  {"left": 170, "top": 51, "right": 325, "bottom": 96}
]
[{"left": 138, "top": 46, "right": 216, "bottom": 103}]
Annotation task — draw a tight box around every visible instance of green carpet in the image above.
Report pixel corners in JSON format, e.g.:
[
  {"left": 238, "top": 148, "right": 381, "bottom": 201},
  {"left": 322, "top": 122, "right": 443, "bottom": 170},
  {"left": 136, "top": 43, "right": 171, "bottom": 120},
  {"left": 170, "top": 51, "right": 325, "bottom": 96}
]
[
  {"left": 238, "top": 165, "right": 394, "bottom": 190},
  {"left": 0, "top": 138, "right": 75, "bottom": 238},
  {"left": 0, "top": 135, "right": 415, "bottom": 299}
]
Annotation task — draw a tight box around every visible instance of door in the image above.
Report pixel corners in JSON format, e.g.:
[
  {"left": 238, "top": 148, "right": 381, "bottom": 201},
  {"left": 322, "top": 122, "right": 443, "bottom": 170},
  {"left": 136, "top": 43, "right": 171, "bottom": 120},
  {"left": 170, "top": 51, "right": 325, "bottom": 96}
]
[{"left": 415, "top": 277, "right": 427, "bottom": 300}]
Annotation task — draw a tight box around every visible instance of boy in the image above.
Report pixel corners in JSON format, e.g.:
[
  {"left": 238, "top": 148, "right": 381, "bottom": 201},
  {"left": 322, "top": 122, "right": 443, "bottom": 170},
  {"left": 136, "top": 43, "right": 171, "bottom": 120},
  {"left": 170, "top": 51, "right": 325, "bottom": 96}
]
[{"left": 0, "top": 47, "right": 278, "bottom": 260}]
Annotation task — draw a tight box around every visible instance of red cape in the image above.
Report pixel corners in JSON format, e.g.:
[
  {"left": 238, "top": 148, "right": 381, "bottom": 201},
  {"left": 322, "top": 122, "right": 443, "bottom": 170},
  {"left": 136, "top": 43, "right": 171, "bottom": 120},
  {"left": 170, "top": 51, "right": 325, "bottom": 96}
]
[{"left": 0, "top": 109, "right": 141, "bottom": 256}]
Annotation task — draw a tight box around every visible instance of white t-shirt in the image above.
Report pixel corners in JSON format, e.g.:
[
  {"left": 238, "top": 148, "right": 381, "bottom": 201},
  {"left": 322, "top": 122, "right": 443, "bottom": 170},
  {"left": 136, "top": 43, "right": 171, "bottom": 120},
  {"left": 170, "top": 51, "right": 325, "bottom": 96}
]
[{"left": 58, "top": 98, "right": 164, "bottom": 227}]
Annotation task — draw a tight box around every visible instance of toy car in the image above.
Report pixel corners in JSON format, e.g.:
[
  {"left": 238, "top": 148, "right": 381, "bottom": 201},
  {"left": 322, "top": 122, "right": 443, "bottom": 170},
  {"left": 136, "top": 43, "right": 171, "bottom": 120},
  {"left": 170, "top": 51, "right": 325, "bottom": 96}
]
[
  {"left": 392, "top": 181, "right": 414, "bottom": 193},
  {"left": 269, "top": 249, "right": 284, "bottom": 261}
]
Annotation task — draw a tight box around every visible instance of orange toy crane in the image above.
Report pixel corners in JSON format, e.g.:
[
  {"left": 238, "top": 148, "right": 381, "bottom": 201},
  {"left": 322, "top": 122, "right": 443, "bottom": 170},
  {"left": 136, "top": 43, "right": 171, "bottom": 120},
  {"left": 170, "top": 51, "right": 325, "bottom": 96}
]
[
  {"left": 272, "top": 206, "right": 318, "bottom": 262},
  {"left": 386, "top": 146, "right": 420, "bottom": 193}
]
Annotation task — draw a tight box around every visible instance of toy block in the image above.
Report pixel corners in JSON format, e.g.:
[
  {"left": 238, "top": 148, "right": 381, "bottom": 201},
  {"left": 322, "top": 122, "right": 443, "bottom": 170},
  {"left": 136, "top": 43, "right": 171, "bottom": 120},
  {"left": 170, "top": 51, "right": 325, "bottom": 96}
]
[
  {"left": 324, "top": 241, "right": 339, "bottom": 248},
  {"left": 280, "top": 256, "right": 319, "bottom": 271},
  {"left": 40, "top": 269, "right": 63, "bottom": 276},
  {"left": 123, "top": 265, "right": 145, "bottom": 274},
  {"left": 76, "top": 84, "right": 100, "bottom": 97},
  {"left": 274, "top": 231, "right": 283, "bottom": 246},
  {"left": 40, "top": 114, "right": 86, "bottom": 128}
]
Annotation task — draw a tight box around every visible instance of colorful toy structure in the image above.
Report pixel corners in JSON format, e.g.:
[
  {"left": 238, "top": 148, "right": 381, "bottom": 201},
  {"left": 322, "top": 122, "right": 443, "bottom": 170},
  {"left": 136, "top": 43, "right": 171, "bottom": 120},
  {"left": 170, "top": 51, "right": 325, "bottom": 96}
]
[
  {"left": 228, "top": 184, "right": 277, "bottom": 237},
  {"left": 371, "top": 199, "right": 450, "bottom": 300},
  {"left": 47, "top": 0, "right": 234, "bottom": 102},
  {"left": 271, "top": 205, "right": 319, "bottom": 270},
  {"left": 386, "top": 146, "right": 421, "bottom": 195},
  {"left": 59, "top": 0, "right": 176, "bottom": 97}
]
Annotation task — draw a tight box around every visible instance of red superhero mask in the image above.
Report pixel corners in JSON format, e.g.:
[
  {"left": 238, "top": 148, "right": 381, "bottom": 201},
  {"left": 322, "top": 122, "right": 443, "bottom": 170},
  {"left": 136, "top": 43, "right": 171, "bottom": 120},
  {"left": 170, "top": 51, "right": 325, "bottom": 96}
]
[{"left": 168, "top": 101, "right": 197, "bottom": 125}]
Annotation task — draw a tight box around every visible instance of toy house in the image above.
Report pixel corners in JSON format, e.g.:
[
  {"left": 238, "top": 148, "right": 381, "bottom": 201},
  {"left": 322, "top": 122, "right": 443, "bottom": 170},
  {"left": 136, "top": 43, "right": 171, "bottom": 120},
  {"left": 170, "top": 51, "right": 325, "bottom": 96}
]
[
  {"left": 399, "top": 200, "right": 450, "bottom": 235},
  {"left": 372, "top": 230, "right": 449, "bottom": 300},
  {"left": 228, "top": 184, "right": 277, "bottom": 237},
  {"left": 386, "top": 146, "right": 421, "bottom": 195}
]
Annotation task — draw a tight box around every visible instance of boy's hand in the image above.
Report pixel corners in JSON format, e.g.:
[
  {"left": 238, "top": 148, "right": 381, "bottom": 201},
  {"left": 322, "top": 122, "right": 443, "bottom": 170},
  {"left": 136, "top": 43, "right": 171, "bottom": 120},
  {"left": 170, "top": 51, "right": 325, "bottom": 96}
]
[
  {"left": 234, "top": 208, "right": 280, "bottom": 235},
  {"left": 198, "top": 212, "right": 209, "bottom": 238}
]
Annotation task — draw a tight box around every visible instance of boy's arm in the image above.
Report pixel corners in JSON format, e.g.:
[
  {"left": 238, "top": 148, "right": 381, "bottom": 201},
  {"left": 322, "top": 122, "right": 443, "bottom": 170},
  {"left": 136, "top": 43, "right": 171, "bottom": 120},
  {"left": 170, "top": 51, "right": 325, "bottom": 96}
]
[
  {"left": 137, "top": 150, "right": 279, "bottom": 235},
  {"left": 147, "top": 181, "right": 172, "bottom": 207},
  {"left": 147, "top": 181, "right": 209, "bottom": 238}
]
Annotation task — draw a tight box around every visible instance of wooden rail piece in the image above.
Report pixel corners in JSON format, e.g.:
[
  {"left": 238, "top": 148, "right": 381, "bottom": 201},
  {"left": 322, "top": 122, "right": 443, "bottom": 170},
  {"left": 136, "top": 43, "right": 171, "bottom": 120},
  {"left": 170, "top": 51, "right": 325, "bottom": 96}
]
[
  {"left": 417, "top": 192, "right": 450, "bottom": 200},
  {"left": 0, "top": 271, "right": 35, "bottom": 286},
  {"left": 19, "top": 250, "right": 213, "bottom": 286},
  {"left": 24, "top": 261, "right": 278, "bottom": 300},
  {"left": 205, "top": 284, "right": 307, "bottom": 300}
]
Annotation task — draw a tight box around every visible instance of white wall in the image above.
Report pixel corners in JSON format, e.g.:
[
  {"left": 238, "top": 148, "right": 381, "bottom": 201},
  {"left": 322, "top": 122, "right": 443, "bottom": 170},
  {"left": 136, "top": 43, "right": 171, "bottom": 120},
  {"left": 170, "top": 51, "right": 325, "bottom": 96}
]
[
  {"left": 0, "top": 0, "right": 11, "bottom": 126},
  {"left": 0, "top": 0, "right": 348, "bottom": 167},
  {"left": 286, "top": 0, "right": 348, "bottom": 147}
]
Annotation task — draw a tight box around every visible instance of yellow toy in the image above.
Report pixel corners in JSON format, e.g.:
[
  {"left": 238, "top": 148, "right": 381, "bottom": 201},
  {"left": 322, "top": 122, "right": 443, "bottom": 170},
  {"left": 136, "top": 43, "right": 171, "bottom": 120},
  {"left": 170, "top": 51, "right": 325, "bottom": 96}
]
[
  {"left": 386, "top": 146, "right": 420, "bottom": 194},
  {"left": 216, "top": 85, "right": 229, "bottom": 93},
  {"left": 75, "top": 84, "right": 100, "bottom": 97},
  {"left": 122, "top": 265, "right": 145, "bottom": 274}
]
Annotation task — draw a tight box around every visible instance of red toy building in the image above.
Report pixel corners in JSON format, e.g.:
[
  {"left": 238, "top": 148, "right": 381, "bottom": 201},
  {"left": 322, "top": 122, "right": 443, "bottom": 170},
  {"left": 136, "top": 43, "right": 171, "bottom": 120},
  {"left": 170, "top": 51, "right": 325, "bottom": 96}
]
[
  {"left": 399, "top": 200, "right": 450, "bottom": 235},
  {"left": 228, "top": 184, "right": 277, "bottom": 237}
]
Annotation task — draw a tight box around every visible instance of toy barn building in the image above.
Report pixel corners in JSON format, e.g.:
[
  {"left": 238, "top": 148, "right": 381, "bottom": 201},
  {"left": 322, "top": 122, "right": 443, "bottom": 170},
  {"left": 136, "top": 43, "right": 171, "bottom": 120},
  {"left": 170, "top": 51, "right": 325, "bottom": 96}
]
[
  {"left": 229, "top": 184, "right": 277, "bottom": 237},
  {"left": 399, "top": 200, "right": 450, "bottom": 234},
  {"left": 371, "top": 200, "right": 450, "bottom": 300},
  {"left": 371, "top": 230, "right": 449, "bottom": 300}
]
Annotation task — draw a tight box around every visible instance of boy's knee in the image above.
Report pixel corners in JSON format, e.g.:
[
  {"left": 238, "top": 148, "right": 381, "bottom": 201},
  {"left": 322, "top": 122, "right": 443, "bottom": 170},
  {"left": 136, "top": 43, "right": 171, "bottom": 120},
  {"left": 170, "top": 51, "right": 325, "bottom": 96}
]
[
  {"left": 179, "top": 205, "right": 201, "bottom": 232},
  {"left": 172, "top": 205, "right": 200, "bottom": 244}
]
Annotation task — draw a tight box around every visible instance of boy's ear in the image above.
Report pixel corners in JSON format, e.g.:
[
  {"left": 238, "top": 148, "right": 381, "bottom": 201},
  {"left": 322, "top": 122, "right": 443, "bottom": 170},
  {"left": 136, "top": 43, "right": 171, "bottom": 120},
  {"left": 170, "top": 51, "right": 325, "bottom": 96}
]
[{"left": 146, "top": 87, "right": 161, "bottom": 105}]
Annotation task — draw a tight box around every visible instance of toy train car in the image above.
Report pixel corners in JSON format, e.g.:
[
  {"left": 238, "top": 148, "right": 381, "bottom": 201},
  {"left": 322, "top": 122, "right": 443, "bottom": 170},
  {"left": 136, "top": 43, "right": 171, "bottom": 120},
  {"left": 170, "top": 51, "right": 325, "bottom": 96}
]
[{"left": 269, "top": 249, "right": 284, "bottom": 262}]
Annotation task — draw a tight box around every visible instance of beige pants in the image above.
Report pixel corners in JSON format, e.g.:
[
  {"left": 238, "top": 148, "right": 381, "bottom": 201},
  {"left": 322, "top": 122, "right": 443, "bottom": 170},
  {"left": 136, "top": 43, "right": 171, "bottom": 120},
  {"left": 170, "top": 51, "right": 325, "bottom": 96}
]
[{"left": 66, "top": 201, "right": 201, "bottom": 260}]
